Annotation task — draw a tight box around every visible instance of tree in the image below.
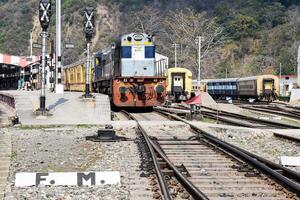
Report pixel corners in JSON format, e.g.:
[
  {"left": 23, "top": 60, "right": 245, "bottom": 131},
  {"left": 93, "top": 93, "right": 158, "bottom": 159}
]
[
  {"left": 161, "top": 8, "right": 225, "bottom": 77},
  {"left": 122, "top": 6, "right": 163, "bottom": 34},
  {"left": 229, "top": 14, "right": 258, "bottom": 39}
]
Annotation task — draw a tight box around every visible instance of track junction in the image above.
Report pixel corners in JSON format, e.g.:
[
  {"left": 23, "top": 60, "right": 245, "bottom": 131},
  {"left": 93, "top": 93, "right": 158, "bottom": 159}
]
[{"left": 119, "top": 110, "right": 300, "bottom": 199}]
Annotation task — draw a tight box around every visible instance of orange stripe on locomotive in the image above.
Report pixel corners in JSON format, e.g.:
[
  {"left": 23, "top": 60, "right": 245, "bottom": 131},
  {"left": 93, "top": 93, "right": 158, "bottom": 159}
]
[{"left": 112, "top": 77, "right": 166, "bottom": 107}]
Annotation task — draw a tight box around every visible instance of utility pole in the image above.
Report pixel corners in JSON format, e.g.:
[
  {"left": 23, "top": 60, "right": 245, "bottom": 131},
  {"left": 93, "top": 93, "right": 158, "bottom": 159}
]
[
  {"left": 83, "top": 7, "right": 95, "bottom": 98},
  {"left": 197, "top": 36, "right": 203, "bottom": 86},
  {"left": 172, "top": 43, "right": 179, "bottom": 68},
  {"left": 50, "top": 40, "right": 55, "bottom": 91},
  {"left": 298, "top": 46, "right": 300, "bottom": 87},
  {"left": 279, "top": 63, "right": 282, "bottom": 78},
  {"left": 30, "top": 31, "right": 33, "bottom": 88},
  {"left": 37, "top": 0, "right": 51, "bottom": 113},
  {"left": 279, "top": 63, "right": 282, "bottom": 96},
  {"left": 55, "top": 0, "right": 63, "bottom": 93},
  {"left": 225, "top": 67, "right": 228, "bottom": 79}
]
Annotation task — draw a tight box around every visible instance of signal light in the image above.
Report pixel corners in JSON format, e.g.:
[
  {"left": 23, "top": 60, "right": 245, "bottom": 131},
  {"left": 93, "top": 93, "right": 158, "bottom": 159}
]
[
  {"left": 84, "top": 7, "right": 95, "bottom": 40},
  {"left": 156, "top": 85, "right": 164, "bottom": 94},
  {"left": 39, "top": 0, "right": 52, "bottom": 31},
  {"left": 119, "top": 86, "right": 127, "bottom": 94}
]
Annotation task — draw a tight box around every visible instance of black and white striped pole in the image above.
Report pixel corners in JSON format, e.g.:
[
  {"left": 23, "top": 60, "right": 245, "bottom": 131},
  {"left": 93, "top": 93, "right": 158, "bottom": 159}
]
[
  {"left": 55, "top": 0, "right": 63, "bottom": 93},
  {"left": 38, "top": 0, "right": 51, "bottom": 112},
  {"left": 83, "top": 7, "right": 95, "bottom": 98}
]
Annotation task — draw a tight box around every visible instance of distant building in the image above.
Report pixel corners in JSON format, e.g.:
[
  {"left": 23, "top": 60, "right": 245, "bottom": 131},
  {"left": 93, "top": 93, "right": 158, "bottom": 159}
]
[{"left": 277, "top": 75, "right": 298, "bottom": 97}]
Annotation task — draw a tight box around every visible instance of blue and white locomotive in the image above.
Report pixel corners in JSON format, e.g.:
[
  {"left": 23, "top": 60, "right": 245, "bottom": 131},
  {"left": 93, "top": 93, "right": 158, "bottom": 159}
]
[{"left": 92, "top": 33, "right": 167, "bottom": 107}]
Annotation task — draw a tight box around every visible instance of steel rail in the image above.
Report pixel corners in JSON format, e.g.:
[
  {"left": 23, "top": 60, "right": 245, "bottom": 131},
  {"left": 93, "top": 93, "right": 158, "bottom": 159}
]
[
  {"left": 161, "top": 105, "right": 300, "bottom": 129},
  {"left": 122, "top": 110, "right": 209, "bottom": 200},
  {"left": 240, "top": 106, "right": 300, "bottom": 120},
  {"left": 149, "top": 138, "right": 209, "bottom": 200},
  {"left": 202, "top": 106, "right": 300, "bottom": 129},
  {"left": 201, "top": 105, "right": 300, "bottom": 129},
  {"left": 121, "top": 111, "right": 172, "bottom": 200},
  {"left": 200, "top": 111, "right": 259, "bottom": 128},
  {"left": 273, "top": 132, "right": 300, "bottom": 143},
  {"left": 156, "top": 110, "right": 300, "bottom": 196}
]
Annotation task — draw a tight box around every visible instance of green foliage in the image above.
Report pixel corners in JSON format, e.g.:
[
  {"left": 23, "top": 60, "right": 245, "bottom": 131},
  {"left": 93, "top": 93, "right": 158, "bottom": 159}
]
[
  {"left": 0, "top": 0, "right": 299, "bottom": 77},
  {"left": 229, "top": 14, "right": 258, "bottom": 39}
]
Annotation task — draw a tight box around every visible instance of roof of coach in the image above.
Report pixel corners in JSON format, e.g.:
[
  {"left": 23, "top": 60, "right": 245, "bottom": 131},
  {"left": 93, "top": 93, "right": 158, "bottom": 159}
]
[
  {"left": 238, "top": 75, "right": 278, "bottom": 81},
  {"left": 166, "top": 67, "right": 192, "bottom": 76},
  {"left": 207, "top": 78, "right": 239, "bottom": 83},
  {"left": 120, "top": 32, "right": 154, "bottom": 46},
  {"left": 63, "top": 60, "right": 84, "bottom": 69}
]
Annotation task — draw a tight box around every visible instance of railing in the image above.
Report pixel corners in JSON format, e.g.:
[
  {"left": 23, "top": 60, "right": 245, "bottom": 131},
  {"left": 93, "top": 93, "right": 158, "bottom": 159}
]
[{"left": 0, "top": 93, "right": 15, "bottom": 109}]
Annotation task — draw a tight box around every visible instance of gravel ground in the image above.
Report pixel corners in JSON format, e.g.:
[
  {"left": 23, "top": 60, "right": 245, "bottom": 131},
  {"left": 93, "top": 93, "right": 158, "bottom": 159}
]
[
  {"left": 3, "top": 125, "right": 153, "bottom": 200},
  {"left": 195, "top": 124, "right": 300, "bottom": 172}
]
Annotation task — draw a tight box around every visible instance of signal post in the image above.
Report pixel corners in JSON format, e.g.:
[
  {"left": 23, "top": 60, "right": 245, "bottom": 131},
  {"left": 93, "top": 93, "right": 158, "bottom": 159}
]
[
  {"left": 35, "top": 0, "right": 52, "bottom": 115},
  {"left": 83, "top": 7, "right": 95, "bottom": 98}
]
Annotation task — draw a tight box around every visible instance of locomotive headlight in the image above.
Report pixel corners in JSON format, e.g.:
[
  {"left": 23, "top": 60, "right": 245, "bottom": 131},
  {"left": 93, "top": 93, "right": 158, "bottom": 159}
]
[
  {"left": 119, "top": 86, "right": 127, "bottom": 95},
  {"left": 127, "top": 36, "right": 132, "bottom": 42},
  {"left": 156, "top": 85, "right": 164, "bottom": 94}
]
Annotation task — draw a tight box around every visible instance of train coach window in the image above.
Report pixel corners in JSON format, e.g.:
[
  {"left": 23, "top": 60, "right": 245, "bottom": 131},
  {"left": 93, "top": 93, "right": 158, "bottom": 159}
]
[
  {"left": 145, "top": 46, "right": 155, "bottom": 58},
  {"left": 121, "top": 46, "right": 132, "bottom": 58}
]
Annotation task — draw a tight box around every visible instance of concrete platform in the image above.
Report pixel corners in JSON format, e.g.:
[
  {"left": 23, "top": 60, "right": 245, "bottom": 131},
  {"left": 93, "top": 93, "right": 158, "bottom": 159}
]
[
  {"left": 0, "top": 102, "right": 15, "bottom": 127},
  {"left": 0, "top": 131, "right": 11, "bottom": 199},
  {"left": 0, "top": 90, "right": 111, "bottom": 125},
  {"left": 272, "top": 129, "right": 300, "bottom": 142},
  {"left": 290, "top": 89, "right": 300, "bottom": 105}
]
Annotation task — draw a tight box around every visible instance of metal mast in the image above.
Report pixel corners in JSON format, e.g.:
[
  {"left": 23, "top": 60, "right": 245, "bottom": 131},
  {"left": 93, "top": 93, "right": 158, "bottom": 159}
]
[
  {"left": 55, "top": 0, "right": 63, "bottom": 93},
  {"left": 83, "top": 7, "right": 95, "bottom": 97},
  {"left": 197, "top": 36, "right": 202, "bottom": 86},
  {"left": 297, "top": 46, "right": 300, "bottom": 87},
  {"left": 172, "top": 43, "right": 179, "bottom": 68},
  {"left": 37, "top": 0, "right": 51, "bottom": 113}
]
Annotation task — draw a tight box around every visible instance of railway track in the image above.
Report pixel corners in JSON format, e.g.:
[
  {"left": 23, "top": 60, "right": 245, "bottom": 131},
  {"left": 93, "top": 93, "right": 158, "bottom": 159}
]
[
  {"left": 201, "top": 106, "right": 300, "bottom": 129},
  {"left": 122, "top": 110, "right": 300, "bottom": 199},
  {"left": 216, "top": 100, "right": 300, "bottom": 121},
  {"left": 157, "top": 105, "right": 300, "bottom": 129},
  {"left": 237, "top": 104, "right": 300, "bottom": 120}
]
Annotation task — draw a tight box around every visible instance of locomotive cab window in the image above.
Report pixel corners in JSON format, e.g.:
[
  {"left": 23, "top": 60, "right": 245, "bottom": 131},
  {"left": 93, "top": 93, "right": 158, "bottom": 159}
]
[
  {"left": 145, "top": 46, "right": 155, "bottom": 58},
  {"left": 121, "top": 46, "right": 132, "bottom": 58}
]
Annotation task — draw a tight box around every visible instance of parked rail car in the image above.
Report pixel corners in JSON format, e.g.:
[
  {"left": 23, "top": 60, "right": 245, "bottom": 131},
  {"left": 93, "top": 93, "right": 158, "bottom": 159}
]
[
  {"left": 191, "top": 80, "right": 208, "bottom": 94},
  {"left": 202, "top": 75, "right": 279, "bottom": 101},
  {"left": 92, "top": 32, "right": 167, "bottom": 107},
  {"left": 207, "top": 78, "right": 238, "bottom": 99},
  {"left": 165, "top": 67, "right": 192, "bottom": 102},
  {"left": 63, "top": 61, "right": 93, "bottom": 92},
  {"left": 237, "top": 75, "right": 279, "bottom": 101}
]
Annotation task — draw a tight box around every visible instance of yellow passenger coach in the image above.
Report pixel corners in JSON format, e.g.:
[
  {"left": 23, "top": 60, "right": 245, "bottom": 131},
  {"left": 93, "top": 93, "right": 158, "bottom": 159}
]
[
  {"left": 63, "top": 60, "right": 93, "bottom": 92},
  {"left": 165, "top": 67, "right": 193, "bottom": 102}
]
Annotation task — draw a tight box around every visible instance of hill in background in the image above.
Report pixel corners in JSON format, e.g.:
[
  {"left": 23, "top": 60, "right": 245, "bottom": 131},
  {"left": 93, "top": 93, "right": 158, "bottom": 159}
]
[{"left": 0, "top": 0, "right": 299, "bottom": 78}]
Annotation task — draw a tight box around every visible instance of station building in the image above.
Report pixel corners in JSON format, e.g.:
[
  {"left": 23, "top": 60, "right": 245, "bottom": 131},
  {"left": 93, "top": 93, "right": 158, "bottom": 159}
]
[
  {"left": 277, "top": 75, "right": 298, "bottom": 97},
  {"left": 0, "top": 53, "right": 54, "bottom": 91}
]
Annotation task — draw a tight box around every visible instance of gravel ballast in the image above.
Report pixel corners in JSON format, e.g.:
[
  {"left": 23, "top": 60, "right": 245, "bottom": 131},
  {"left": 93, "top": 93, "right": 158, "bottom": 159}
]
[{"left": 3, "top": 125, "right": 153, "bottom": 200}]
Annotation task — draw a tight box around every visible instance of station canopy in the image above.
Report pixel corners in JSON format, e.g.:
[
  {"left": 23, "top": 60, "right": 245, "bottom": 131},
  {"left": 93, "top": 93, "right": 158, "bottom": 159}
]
[{"left": 0, "top": 53, "right": 39, "bottom": 68}]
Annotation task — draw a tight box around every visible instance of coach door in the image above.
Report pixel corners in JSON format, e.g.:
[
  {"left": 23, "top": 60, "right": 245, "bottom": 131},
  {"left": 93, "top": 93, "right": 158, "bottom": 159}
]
[
  {"left": 263, "top": 78, "right": 275, "bottom": 101},
  {"left": 263, "top": 79, "right": 274, "bottom": 95},
  {"left": 172, "top": 74, "right": 185, "bottom": 93}
]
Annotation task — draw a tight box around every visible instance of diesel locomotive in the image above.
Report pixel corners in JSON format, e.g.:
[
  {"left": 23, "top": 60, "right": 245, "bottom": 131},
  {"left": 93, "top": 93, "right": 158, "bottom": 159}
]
[
  {"left": 63, "top": 32, "right": 166, "bottom": 107},
  {"left": 93, "top": 33, "right": 167, "bottom": 107}
]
